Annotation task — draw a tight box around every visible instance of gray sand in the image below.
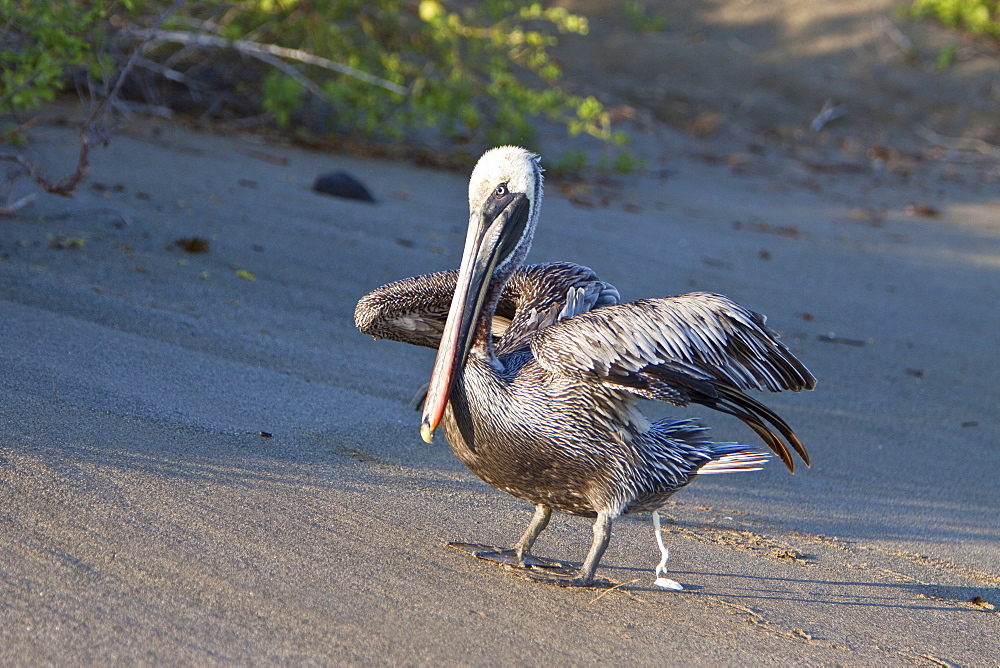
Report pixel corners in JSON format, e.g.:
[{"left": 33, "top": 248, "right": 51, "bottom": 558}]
[{"left": 2, "top": 4, "right": 999, "bottom": 663}]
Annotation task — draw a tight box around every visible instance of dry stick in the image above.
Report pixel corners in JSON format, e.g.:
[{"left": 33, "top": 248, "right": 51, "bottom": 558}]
[
  {"left": 244, "top": 51, "right": 329, "bottom": 100},
  {"left": 130, "top": 28, "right": 409, "bottom": 96},
  {"left": 916, "top": 125, "right": 1000, "bottom": 159},
  {"left": 0, "top": 0, "right": 188, "bottom": 198},
  {"left": 876, "top": 17, "right": 916, "bottom": 58},
  {"left": 0, "top": 192, "right": 37, "bottom": 215},
  {"left": 138, "top": 58, "right": 190, "bottom": 85},
  {"left": 588, "top": 578, "right": 641, "bottom": 604},
  {"left": 810, "top": 99, "right": 846, "bottom": 133},
  {"left": 0, "top": 117, "right": 40, "bottom": 144}
]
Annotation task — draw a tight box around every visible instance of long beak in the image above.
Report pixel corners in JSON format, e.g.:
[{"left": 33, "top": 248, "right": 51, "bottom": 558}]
[{"left": 420, "top": 193, "right": 530, "bottom": 443}]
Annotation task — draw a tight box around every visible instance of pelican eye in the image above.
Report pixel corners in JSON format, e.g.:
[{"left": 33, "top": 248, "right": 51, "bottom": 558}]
[{"left": 493, "top": 183, "right": 508, "bottom": 198}]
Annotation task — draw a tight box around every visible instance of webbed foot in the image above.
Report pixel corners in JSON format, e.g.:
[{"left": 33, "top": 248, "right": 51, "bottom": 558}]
[
  {"left": 520, "top": 570, "right": 612, "bottom": 588},
  {"left": 473, "top": 547, "right": 565, "bottom": 569},
  {"left": 446, "top": 542, "right": 614, "bottom": 588},
  {"left": 446, "top": 542, "right": 576, "bottom": 575}
]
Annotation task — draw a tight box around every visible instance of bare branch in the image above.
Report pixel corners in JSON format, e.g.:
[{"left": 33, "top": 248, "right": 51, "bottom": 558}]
[
  {"left": 0, "top": 193, "right": 37, "bottom": 215},
  {"left": 1, "top": 0, "right": 188, "bottom": 198},
  {"left": 129, "top": 28, "right": 410, "bottom": 96},
  {"left": 244, "top": 50, "right": 329, "bottom": 100},
  {"left": 810, "top": 99, "right": 846, "bottom": 133},
  {"left": 916, "top": 125, "right": 1000, "bottom": 159}
]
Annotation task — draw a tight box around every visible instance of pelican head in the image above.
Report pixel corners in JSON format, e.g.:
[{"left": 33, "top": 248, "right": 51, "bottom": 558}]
[{"left": 420, "top": 146, "right": 543, "bottom": 443}]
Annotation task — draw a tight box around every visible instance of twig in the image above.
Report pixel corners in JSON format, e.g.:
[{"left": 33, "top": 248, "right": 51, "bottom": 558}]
[
  {"left": 588, "top": 578, "right": 640, "bottom": 604},
  {"left": 129, "top": 28, "right": 409, "bottom": 96},
  {"left": 244, "top": 50, "right": 329, "bottom": 99},
  {"left": 111, "top": 99, "right": 175, "bottom": 118},
  {"left": 0, "top": 117, "right": 40, "bottom": 144},
  {"left": 710, "top": 597, "right": 769, "bottom": 623},
  {"left": 104, "top": 3, "right": 188, "bottom": 116},
  {"left": 133, "top": 55, "right": 202, "bottom": 87},
  {"left": 0, "top": 193, "right": 37, "bottom": 215},
  {"left": 876, "top": 17, "right": 916, "bottom": 58},
  {"left": 915, "top": 125, "right": 1000, "bottom": 159},
  {"left": 810, "top": 99, "right": 846, "bottom": 132}
]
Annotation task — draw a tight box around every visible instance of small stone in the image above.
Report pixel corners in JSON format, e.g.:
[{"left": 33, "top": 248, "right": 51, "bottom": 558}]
[{"left": 313, "top": 171, "right": 376, "bottom": 202}]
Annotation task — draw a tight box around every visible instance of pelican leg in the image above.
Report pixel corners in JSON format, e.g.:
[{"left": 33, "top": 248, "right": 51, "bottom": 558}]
[
  {"left": 468, "top": 505, "right": 562, "bottom": 569},
  {"left": 525, "top": 510, "right": 613, "bottom": 587},
  {"left": 512, "top": 504, "right": 552, "bottom": 565},
  {"left": 567, "top": 510, "right": 613, "bottom": 586}
]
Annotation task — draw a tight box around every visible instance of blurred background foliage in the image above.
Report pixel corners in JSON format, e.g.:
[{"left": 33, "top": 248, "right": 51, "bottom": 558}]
[
  {"left": 0, "top": 0, "right": 124, "bottom": 115},
  {"left": 1, "top": 0, "right": 997, "bottom": 154},
  {"left": 1, "top": 0, "right": 625, "bottom": 151},
  {"left": 909, "top": 0, "right": 1000, "bottom": 39}
]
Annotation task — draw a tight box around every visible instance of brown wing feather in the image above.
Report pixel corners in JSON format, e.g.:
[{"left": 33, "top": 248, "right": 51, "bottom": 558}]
[
  {"left": 495, "top": 262, "right": 619, "bottom": 356},
  {"left": 354, "top": 271, "right": 455, "bottom": 349},
  {"left": 354, "top": 262, "right": 619, "bottom": 351}
]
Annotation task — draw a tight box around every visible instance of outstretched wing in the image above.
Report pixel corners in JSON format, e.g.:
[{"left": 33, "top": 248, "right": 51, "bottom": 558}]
[
  {"left": 529, "top": 293, "right": 815, "bottom": 471},
  {"left": 354, "top": 262, "right": 619, "bottom": 351},
  {"left": 355, "top": 270, "right": 455, "bottom": 349}
]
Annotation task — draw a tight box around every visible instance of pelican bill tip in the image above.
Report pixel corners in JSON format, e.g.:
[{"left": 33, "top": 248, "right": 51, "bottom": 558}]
[{"left": 420, "top": 422, "right": 436, "bottom": 444}]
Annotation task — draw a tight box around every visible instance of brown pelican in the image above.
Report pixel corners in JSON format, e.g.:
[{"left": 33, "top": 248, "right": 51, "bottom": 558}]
[{"left": 355, "top": 146, "right": 815, "bottom": 586}]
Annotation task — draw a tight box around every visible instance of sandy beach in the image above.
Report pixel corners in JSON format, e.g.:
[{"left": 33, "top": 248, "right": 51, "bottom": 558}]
[{"left": 2, "top": 1, "right": 999, "bottom": 664}]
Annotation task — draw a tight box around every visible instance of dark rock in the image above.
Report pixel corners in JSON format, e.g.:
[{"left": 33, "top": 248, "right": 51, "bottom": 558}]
[{"left": 313, "top": 171, "right": 376, "bottom": 203}]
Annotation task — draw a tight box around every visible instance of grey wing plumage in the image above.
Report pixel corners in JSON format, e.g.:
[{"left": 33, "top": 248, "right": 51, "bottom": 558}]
[
  {"left": 354, "top": 262, "right": 619, "bottom": 351},
  {"left": 495, "top": 262, "right": 619, "bottom": 356},
  {"left": 531, "top": 293, "right": 814, "bottom": 392},
  {"left": 530, "top": 293, "right": 816, "bottom": 471}
]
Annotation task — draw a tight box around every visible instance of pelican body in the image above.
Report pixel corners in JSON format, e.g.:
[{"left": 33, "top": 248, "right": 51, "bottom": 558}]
[{"left": 355, "top": 146, "right": 815, "bottom": 586}]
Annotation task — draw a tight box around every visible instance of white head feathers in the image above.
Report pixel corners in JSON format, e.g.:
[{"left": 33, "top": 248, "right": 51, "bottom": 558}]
[{"left": 469, "top": 146, "right": 543, "bottom": 210}]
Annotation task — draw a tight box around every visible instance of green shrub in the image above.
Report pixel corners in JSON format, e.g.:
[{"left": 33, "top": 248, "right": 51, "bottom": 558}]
[
  {"left": 0, "top": 1, "right": 115, "bottom": 113},
  {"left": 910, "top": 0, "right": 1000, "bottom": 40},
  {"left": 209, "top": 0, "right": 622, "bottom": 146},
  {"left": 2, "top": 1, "right": 625, "bottom": 153}
]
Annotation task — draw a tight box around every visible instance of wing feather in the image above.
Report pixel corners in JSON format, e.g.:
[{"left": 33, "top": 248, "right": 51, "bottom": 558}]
[
  {"left": 354, "top": 262, "right": 619, "bottom": 351},
  {"left": 530, "top": 292, "right": 815, "bottom": 472},
  {"left": 354, "top": 271, "right": 455, "bottom": 349},
  {"left": 530, "top": 293, "right": 815, "bottom": 393},
  {"left": 495, "top": 262, "right": 619, "bottom": 356}
]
